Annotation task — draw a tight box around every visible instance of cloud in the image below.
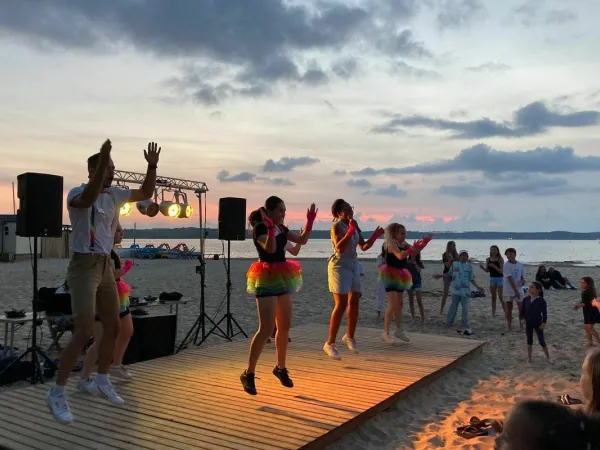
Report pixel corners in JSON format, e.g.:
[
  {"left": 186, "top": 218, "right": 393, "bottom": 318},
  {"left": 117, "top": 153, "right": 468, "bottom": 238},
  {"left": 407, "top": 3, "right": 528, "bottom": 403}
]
[
  {"left": 466, "top": 62, "right": 512, "bottom": 72},
  {"left": 216, "top": 170, "right": 256, "bottom": 183},
  {"left": 333, "top": 170, "right": 347, "bottom": 175},
  {"left": 347, "top": 178, "right": 372, "bottom": 188},
  {"left": 362, "top": 184, "right": 408, "bottom": 197},
  {"left": 512, "top": 0, "right": 544, "bottom": 26},
  {"left": 437, "top": 0, "right": 487, "bottom": 30},
  {"left": 438, "top": 176, "right": 586, "bottom": 197},
  {"left": 0, "top": 1, "right": 427, "bottom": 105},
  {"left": 545, "top": 9, "right": 577, "bottom": 25},
  {"left": 392, "top": 61, "right": 440, "bottom": 79},
  {"left": 261, "top": 156, "right": 320, "bottom": 173},
  {"left": 351, "top": 144, "right": 600, "bottom": 176},
  {"left": 256, "top": 176, "right": 295, "bottom": 186},
  {"left": 371, "top": 101, "right": 600, "bottom": 138}
]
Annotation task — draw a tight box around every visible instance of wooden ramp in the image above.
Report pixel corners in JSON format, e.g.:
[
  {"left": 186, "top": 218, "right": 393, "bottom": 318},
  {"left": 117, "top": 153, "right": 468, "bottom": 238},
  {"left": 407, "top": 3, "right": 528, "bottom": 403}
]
[{"left": 0, "top": 324, "right": 485, "bottom": 450}]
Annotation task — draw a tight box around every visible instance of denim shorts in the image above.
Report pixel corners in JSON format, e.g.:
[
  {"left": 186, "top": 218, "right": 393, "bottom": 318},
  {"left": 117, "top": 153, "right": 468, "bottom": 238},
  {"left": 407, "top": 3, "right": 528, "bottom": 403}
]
[{"left": 490, "top": 277, "right": 503, "bottom": 288}]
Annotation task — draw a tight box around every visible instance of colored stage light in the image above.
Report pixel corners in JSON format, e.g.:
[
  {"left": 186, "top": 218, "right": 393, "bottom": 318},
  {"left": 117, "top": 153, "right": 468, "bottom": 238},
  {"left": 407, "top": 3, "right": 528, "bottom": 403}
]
[
  {"left": 119, "top": 202, "right": 133, "bottom": 216},
  {"left": 160, "top": 201, "right": 181, "bottom": 218},
  {"left": 137, "top": 200, "right": 160, "bottom": 217},
  {"left": 178, "top": 204, "right": 193, "bottom": 218}
]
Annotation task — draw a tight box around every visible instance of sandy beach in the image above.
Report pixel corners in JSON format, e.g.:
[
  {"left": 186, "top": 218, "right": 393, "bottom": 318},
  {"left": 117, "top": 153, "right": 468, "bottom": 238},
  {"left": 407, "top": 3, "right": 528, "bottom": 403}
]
[{"left": 0, "top": 257, "right": 594, "bottom": 449}]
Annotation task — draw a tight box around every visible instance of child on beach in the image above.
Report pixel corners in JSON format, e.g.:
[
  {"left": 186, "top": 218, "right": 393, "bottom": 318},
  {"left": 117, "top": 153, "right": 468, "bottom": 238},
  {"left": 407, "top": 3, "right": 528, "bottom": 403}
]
[
  {"left": 446, "top": 250, "right": 484, "bottom": 336},
  {"left": 574, "top": 277, "right": 600, "bottom": 347},
  {"left": 581, "top": 347, "right": 600, "bottom": 414},
  {"left": 503, "top": 248, "right": 526, "bottom": 331},
  {"left": 408, "top": 253, "right": 425, "bottom": 326},
  {"left": 522, "top": 281, "right": 551, "bottom": 363},
  {"left": 376, "top": 251, "right": 385, "bottom": 319}
]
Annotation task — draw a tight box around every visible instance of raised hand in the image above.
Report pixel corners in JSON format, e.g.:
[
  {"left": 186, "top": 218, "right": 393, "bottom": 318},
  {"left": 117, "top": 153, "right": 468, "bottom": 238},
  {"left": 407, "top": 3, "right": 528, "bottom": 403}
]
[
  {"left": 144, "top": 142, "right": 161, "bottom": 166},
  {"left": 413, "top": 239, "right": 425, "bottom": 250},
  {"left": 373, "top": 226, "right": 385, "bottom": 239},
  {"left": 306, "top": 203, "right": 318, "bottom": 223},
  {"left": 347, "top": 219, "right": 358, "bottom": 234},
  {"left": 422, "top": 234, "right": 433, "bottom": 245},
  {"left": 260, "top": 208, "right": 274, "bottom": 227},
  {"left": 100, "top": 139, "right": 112, "bottom": 157}
]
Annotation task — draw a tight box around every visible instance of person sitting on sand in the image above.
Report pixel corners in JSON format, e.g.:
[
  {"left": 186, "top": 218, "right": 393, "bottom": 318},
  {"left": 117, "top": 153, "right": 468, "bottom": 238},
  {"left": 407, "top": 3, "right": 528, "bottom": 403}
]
[
  {"left": 446, "top": 250, "right": 485, "bottom": 336},
  {"left": 522, "top": 281, "right": 551, "bottom": 363},
  {"left": 548, "top": 267, "right": 577, "bottom": 290},
  {"left": 495, "top": 400, "right": 600, "bottom": 450},
  {"left": 535, "top": 265, "right": 553, "bottom": 290},
  {"left": 574, "top": 277, "right": 600, "bottom": 347}
]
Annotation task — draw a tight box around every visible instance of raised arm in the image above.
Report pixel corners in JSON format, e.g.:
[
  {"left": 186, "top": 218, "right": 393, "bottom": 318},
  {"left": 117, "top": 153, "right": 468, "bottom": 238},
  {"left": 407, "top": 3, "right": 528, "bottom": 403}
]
[
  {"left": 286, "top": 231, "right": 303, "bottom": 256},
  {"left": 256, "top": 212, "right": 277, "bottom": 254},
  {"left": 332, "top": 221, "right": 356, "bottom": 253},
  {"left": 357, "top": 226, "right": 384, "bottom": 251},
  {"left": 129, "top": 142, "right": 161, "bottom": 202},
  {"left": 69, "top": 140, "right": 112, "bottom": 209},
  {"left": 287, "top": 203, "right": 317, "bottom": 245},
  {"left": 386, "top": 239, "right": 413, "bottom": 260}
]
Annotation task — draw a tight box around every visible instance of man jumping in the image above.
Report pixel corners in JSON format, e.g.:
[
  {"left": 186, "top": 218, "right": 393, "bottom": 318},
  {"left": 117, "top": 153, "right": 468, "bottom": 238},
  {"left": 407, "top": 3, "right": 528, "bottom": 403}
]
[{"left": 46, "top": 139, "right": 161, "bottom": 424}]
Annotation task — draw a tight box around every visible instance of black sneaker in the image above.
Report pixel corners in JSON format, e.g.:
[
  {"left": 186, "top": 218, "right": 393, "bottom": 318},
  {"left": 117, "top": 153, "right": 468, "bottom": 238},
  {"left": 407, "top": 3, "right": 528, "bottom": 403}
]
[
  {"left": 240, "top": 371, "right": 257, "bottom": 395},
  {"left": 273, "top": 366, "right": 294, "bottom": 388}
]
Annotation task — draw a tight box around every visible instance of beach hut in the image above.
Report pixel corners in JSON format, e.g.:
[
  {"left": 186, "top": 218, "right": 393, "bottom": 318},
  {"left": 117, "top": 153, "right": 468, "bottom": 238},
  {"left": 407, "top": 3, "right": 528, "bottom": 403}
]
[{"left": 0, "top": 215, "right": 71, "bottom": 261}]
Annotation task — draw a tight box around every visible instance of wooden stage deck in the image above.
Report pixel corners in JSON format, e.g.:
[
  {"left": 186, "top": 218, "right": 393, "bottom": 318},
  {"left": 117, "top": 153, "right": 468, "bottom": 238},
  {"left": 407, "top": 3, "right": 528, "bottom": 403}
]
[{"left": 0, "top": 323, "right": 485, "bottom": 450}]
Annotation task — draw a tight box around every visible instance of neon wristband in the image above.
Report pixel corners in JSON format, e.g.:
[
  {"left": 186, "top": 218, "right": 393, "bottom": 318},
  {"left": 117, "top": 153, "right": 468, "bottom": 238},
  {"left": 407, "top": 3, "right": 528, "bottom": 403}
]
[{"left": 267, "top": 227, "right": 276, "bottom": 237}]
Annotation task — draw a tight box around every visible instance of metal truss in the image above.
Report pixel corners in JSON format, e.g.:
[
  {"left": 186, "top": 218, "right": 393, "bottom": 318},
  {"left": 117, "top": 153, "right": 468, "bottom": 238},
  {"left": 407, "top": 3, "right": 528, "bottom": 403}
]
[{"left": 113, "top": 170, "right": 208, "bottom": 193}]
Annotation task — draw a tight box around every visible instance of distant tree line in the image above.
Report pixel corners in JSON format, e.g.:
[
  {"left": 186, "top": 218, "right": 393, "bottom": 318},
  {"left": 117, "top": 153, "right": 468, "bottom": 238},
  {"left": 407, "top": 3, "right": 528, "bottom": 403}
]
[{"left": 122, "top": 227, "right": 600, "bottom": 241}]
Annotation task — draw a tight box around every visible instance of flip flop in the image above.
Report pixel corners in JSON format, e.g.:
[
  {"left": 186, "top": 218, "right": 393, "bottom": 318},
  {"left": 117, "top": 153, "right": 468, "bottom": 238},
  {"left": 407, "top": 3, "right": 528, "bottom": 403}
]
[
  {"left": 469, "top": 416, "right": 494, "bottom": 429},
  {"left": 456, "top": 426, "right": 489, "bottom": 439},
  {"left": 557, "top": 394, "right": 582, "bottom": 405}
]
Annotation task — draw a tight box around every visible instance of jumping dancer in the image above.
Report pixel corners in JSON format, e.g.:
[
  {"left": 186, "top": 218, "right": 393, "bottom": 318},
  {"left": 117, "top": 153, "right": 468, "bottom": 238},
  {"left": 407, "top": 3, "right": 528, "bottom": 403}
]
[
  {"left": 46, "top": 139, "right": 160, "bottom": 424},
  {"left": 479, "top": 245, "right": 504, "bottom": 317},
  {"left": 241, "top": 197, "right": 317, "bottom": 395},
  {"left": 80, "top": 223, "right": 135, "bottom": 390},
  {"left": 324, "top": 199, "right": 384, "bottom": 360},
  {"left": 379, "top": 223, "right": 431, "bottom": 344}
]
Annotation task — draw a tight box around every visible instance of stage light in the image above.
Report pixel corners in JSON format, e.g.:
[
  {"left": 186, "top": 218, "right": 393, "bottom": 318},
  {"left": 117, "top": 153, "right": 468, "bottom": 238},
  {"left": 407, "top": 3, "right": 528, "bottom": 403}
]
[
  {"left": 160, "top": 201, "right": 181, "bottom": 218},
  {"left": 179, "top": 203, "right": 193, "bottom": 219},
  {"left": 136, "top": 200, "right": 159, "bottom": 217},
  {"left": 120, "top": 202, "right": 133, "bottom": 216}
]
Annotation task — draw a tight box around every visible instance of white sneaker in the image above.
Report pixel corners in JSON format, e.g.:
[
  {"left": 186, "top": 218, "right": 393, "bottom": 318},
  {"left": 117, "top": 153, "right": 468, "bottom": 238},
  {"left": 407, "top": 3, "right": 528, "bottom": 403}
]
[
  {"left": 342, "top": 334, "right": 359, "bottom": 354},
  {"left": 394, "top": 328, "right": 410, "bottom": 342},
  {"left": 77, "top": 378, "right": 97, "bottom": 395},
  {"left": 46, "top": 389, "right": 73, "bottom": 424},
  {"left": 323, "top": 343, "right": 342, "bottom": 360},
  {"left": 110, "top": 364, "right": 133, "bottom": 380},
  {"left": 380, "top": 332, "right": 400, "bottom": 345},
  {"left": 96, "top": 381, "right": 125, "bottom": 405}
]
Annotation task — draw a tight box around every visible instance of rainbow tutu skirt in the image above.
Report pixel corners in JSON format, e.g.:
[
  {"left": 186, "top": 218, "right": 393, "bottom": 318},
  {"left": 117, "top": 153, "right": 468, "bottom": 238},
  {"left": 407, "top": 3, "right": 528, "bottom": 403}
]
[
  {"left": 246, "top": 260, "right": 303, "bottom": 297},
  {"left": 116, "top": 279, "right": 131, "bottom": 311},
  {"left": 378, "top": 265, "right": 412, "bottom": 292}
]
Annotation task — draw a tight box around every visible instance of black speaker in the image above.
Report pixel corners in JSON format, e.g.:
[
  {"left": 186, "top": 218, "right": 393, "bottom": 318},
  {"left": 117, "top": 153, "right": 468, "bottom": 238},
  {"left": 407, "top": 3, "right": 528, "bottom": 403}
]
[
  {"left": 123, "top": 314, "right": 177, "bottom": 365},
  {"left": 218, "top": 197, "right": 246, "bottom": 241},
  {"left": 16, "top": 172, "right": 63, "bottom": 238}
]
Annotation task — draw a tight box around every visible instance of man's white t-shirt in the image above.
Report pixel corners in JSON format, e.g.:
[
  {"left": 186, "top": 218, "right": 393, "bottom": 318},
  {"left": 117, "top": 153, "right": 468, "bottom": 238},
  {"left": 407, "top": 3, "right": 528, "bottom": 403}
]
[
  {"left": 67, "top": 184, "right": 131, "bottom": 255},
  {"left": 503, "top": 261, "right": 525, "bottom": 297}
]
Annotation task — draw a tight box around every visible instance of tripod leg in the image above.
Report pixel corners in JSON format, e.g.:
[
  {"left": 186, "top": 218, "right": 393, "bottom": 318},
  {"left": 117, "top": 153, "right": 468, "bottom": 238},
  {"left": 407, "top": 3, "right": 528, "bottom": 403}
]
[
  {"left": 176, "top": 315, "right": 202, "bottom": 353},
  {"left": 30, "top": 349, "right": 45, "bottom": 384},
  {"left": 229, "top": 315, "right": 248, "bottom": 338}
]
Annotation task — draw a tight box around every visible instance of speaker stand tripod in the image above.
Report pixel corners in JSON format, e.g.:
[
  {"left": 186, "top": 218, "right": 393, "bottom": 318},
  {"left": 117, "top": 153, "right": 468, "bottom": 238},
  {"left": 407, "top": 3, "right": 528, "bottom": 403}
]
[
  {"left": 176, "top": 257, "right": 230, "bottom": 352},
  {"left": 207, "top": 240, "right": 247, "bottom": 340},
  {"left": 0, "top": 238, "right": 57, "bottom": 384}
]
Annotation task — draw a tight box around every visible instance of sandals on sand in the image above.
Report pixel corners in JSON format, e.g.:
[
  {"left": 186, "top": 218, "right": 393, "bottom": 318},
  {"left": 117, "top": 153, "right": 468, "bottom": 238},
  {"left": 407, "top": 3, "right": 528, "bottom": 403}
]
[
  {"left": 557, "top": 394, "right": 582, "bottom": 405},
  {"left": 456, "top": 416, "right": 503, "bottom": 439}
]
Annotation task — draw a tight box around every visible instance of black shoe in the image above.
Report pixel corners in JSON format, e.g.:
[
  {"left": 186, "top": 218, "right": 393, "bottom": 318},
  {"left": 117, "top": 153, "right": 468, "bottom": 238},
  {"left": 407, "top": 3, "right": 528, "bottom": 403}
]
[
  {"left": 273, "top": 366, "right": 294, "bottom": 388},
  {"left": 240, "top": 370, "right": 257, "bottom": 395}
]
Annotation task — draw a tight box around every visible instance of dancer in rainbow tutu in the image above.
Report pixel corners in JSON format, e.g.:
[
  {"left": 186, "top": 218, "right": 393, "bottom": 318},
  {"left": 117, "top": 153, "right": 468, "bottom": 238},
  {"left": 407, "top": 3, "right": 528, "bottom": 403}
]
[
  {"left": 379, "top": 223, "right": 432, "bottom": 344},
  {"left": 241, "top": 196, "right": 318, "bottom": 395}
]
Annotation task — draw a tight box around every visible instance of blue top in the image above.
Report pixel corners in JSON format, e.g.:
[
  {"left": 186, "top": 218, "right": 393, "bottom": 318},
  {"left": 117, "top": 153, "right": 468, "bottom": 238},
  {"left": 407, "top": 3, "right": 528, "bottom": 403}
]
[
  {"left": 450, "top": 261, "right": 474, "bottom": 296},
  {"left": 522, "top": 295, "right": 547, "bottom": 324}
]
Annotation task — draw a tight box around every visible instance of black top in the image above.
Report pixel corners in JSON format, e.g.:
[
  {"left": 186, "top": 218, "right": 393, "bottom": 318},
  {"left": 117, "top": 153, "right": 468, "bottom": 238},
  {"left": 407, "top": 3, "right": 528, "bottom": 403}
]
[
  {"left": 383, "top": 243, "right": 408, "bottom": 269},
  {"left": 442, "top": 253, "right": 451, "bottom": 274},
  {"left": 523, "top": 295, "right": 547, "bottom": 325},
  {"left": 253, "top": 222, "right": 289, "bottom": 263},
  {"left": 487, "top": 257, "right": 503, "bottom": 278},
  {"left": 110, "top": 249, "right": 121, "bottom": 281},
  {"left": 582, "top": 289, "right": 595, "bottom": 307}
]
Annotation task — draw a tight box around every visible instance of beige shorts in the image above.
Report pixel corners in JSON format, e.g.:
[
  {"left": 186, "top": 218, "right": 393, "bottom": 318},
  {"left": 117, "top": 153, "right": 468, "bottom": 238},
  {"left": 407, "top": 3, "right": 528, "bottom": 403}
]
[
  {"left": 66, "top": 253, "right": 118, "bottom": 318},
  {"left": 503, "top": 296, "right": 521, "bottom": 303}
]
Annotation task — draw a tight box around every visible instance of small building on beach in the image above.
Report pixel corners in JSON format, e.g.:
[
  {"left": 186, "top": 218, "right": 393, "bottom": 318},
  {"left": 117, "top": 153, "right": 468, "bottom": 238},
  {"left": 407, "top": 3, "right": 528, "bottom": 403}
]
[{"left": 0, "top": 214, "right": 71, "bottom": 261}]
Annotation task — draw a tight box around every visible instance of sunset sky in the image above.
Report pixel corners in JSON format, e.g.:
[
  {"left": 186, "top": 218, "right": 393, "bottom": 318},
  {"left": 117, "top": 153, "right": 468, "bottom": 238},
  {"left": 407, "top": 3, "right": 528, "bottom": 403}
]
[{"left": 0, "top": 0, "right": 599, "bottom": 232}]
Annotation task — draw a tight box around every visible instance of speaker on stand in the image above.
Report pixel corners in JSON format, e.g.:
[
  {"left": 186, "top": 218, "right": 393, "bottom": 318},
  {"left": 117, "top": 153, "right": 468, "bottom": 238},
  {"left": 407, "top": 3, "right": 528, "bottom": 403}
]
[
  {"left": 1, "top": 173, "right": 63, "bottom": 384},
  {"left": 206, "top": 198, "right": 248, "bottom": 339}
]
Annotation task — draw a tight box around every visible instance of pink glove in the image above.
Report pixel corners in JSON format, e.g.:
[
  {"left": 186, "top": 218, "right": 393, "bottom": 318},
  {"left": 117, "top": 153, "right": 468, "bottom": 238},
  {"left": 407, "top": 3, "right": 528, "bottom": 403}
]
[
  {"left": 305, "top": 203, "right": 318, "bottom": 232},
  {"left": 346, "top": 220, "right": 358, "bottom": 237},
  {"left": 366, "top": 227, "right": 384, "bottom": 245},
  {"left": 122, "top": 260, "right": 133, "bottom": 275},
  {"left": 261, "top": 211, "right": 276, "bottom": 237}
]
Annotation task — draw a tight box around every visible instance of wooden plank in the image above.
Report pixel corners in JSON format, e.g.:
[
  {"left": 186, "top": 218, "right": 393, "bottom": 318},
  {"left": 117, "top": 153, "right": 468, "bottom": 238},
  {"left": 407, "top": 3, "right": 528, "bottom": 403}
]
[{"left": 0, "top": 324, "right": 485, "bottom": 450}]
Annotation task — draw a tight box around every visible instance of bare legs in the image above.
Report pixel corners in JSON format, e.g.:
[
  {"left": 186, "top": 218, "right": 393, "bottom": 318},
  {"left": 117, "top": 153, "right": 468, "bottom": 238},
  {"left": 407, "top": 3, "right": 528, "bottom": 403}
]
[
  {"left": 505, "top": 301, "right": 513, "bottom": 331},
  {"left": 56, "top": 317, "right": 95, "bottom": 386},
  {"left": 247, "top": 296, "right": 277, "bottom": 374},
  {"left": 327, "top": 292, "right": 361, "bottom": 344},
  {"left": 441, "top": 276, "right": 450, "bottom": 314},
  {"left": 81, "top": 322, "right": 104, "bottom": 380},
  {"left": 408, "top": 290, "right": 425, "bottom": 326},
  {"left": 584, "top": 324, "right": 600, "bottom": 346},
  {"left": 275, "top": 295, "right": 292, "bottom": 369},
  {"left": 383, "top": 291, "right": 404, "bottom": 335},
  {"left": 113, "top": 314, "right": 134, "bottom": 366}
]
